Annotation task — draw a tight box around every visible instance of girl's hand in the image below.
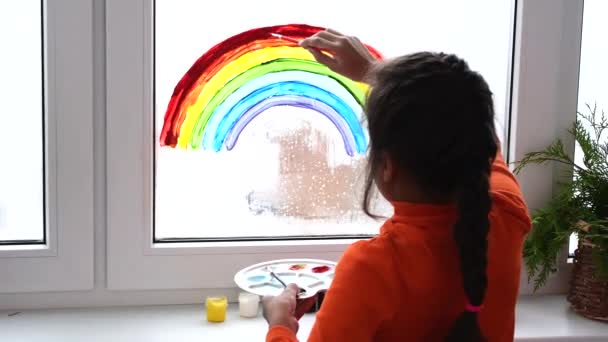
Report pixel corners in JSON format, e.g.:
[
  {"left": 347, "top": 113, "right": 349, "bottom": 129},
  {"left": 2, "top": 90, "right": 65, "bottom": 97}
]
[
  {"left": 263, "top": 284, "right": 300, "bottom": 333},
  {"left": 299, "top": 29, "right": 378, "bottom": 82},
  {"left": 262, "top": 284, "right": 318, "bottom": 333}
]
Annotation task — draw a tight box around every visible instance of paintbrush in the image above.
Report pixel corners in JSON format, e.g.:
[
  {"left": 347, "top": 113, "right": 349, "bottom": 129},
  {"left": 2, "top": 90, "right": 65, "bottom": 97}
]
[
  {"left": 270, "top": 33, "right": 301, "bottom": 44},
  {"left": 270, "top": 33, "right": 328, "bottom": 54},
  {"left": 270, "top": 271, "right": 306, "bottom": 295},
  {"left": 270, "top": 271, "right": 288, "bottom": 287}
]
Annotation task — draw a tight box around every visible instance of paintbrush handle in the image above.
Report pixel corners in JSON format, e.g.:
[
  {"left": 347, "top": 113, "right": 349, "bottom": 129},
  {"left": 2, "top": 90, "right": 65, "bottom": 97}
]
[
  {"left": 270, "top": 33, "right": 301, "bottom": 44},
  {"left": 270, "top": 271, "right": 288, "bottom": 288},
  {"left": 271, "top": 32, "right": 329, "bottom": 55},
  {"left": 270, "top": 271, "right": 308, "bottom": 296}
]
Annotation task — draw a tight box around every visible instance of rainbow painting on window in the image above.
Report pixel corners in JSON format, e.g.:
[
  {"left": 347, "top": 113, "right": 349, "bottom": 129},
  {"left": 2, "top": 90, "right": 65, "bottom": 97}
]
[{"left": 158, "top": 24, "right": 383, "bottom": 157}]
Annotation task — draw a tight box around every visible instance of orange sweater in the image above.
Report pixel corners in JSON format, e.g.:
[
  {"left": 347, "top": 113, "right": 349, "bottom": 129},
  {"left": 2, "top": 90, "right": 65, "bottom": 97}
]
[{"left": 266, "top": 153, "right": 531, "bottom": 341}]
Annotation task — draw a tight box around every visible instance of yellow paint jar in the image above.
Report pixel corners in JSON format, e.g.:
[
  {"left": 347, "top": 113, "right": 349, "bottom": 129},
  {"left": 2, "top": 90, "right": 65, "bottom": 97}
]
[{"left": 206, "top": 296, "right": 228, "bottom": 323}]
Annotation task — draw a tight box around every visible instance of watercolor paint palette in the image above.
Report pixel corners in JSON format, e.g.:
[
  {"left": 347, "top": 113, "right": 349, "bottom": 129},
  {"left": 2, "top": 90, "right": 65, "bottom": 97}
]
[{"left": 234, "top": 259, "right": 337, "bottom": 299}]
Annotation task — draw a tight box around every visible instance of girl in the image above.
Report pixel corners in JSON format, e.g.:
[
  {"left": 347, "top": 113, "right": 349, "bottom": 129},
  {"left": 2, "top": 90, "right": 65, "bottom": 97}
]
[{"left": 262, "top": 29, "right": 532, "bottom": 342}]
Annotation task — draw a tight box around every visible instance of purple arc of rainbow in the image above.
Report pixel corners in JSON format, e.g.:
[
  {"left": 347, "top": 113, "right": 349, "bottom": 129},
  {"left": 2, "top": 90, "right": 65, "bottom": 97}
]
[{"left": 224, "top": 94, "right": 356, "bottom": 156}]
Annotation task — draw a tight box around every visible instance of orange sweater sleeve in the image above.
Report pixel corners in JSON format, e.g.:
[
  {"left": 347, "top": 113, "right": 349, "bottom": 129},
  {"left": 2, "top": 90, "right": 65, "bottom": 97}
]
[
  {"left": 490, "top": 151, "right": 532, "bottom": 231},
  {"left": 491, "top": 152, "right": 521, "bottom": 193},
  {"left": 266, "top": 325, "right": 299, "bottom": 342}
]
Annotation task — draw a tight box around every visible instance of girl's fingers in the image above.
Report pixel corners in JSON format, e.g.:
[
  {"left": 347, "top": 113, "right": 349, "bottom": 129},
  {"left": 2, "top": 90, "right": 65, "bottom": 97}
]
[
  {"left": 302, "top": 30, "right": 374, "bottom": 81},
  {"left": 326, "top": 28, "right": 344, "bottom": 36},
  {"left": 349, "top": 36, "right": 375, "bottom": 60},
  {"left": 285, "top": 283, "right": 300, "bottom": 295},
  {"left": 300, "top": 35, "right": 339, "bottom": 50},
  {"left": 315, "top": 30, "right": 342, "bottom": 42},
  {"left": 306, "top": 47, "right": 338, "bottom": 69}
]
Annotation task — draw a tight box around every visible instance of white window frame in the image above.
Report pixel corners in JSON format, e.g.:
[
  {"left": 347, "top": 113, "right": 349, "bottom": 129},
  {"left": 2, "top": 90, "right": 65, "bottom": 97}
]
[
  {"left": 0, "top": 0, "right": 94, "bottom": 292},
  {"left": 106, "top": 0, "right": 584, "bottom": 295},
  {"left": 509, "top": 0, "right": 583, "bottom": 294}
]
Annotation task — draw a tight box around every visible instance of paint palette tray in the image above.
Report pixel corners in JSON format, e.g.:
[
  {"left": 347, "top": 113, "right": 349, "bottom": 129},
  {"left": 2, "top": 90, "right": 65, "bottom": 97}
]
[{"left": 234, "top": 259, "right": 337, "bottom": 299}]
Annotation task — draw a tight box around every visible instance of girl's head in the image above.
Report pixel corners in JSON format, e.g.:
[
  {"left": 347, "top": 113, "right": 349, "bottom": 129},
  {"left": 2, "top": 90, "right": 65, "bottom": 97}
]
[{"left": 363, "top": 52, "right": 498, "bottom": 341}]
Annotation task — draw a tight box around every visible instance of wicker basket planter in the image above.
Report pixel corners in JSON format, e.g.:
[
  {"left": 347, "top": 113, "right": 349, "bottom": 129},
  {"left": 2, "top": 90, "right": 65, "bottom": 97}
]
[{"left": 567, "top": 239, "right": 608, "bottom": 321}]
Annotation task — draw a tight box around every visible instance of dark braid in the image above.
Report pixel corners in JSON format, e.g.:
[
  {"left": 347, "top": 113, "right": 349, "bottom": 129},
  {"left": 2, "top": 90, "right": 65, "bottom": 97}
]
[
  {"left": 446, "top": 160, "right": 493, "bottom": 341},
  {"left": 362, "top": 52, "right": 497, "bottom": 341}
]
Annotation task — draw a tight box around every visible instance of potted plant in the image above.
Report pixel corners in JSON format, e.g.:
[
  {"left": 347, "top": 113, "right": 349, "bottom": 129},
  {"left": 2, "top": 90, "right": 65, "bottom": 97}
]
[{"left": 514, "top": 104, "right": 608, "bottom": 321}]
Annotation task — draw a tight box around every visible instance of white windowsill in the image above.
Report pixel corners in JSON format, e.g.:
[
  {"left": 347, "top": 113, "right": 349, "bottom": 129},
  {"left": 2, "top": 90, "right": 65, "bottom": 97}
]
[{"left": 0, "top": 295, "right": 606, "bottom": 341}]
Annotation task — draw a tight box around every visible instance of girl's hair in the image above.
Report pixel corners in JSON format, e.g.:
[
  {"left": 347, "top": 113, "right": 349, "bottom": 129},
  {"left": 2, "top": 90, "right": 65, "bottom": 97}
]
[{"left": 362, "top": 52, "right": 498, "bottom": 341}]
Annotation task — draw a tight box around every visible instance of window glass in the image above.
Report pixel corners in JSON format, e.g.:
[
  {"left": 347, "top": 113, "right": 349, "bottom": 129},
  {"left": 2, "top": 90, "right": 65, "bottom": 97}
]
[
  {"left": 154, "top": 0, "right": 515, "bottom": 240},
  {"left": 570, "top": 0, "right": 608, "bottom": 255},
  {"left": 0, "top": 0, "right": 44, "bottom": 243}
]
